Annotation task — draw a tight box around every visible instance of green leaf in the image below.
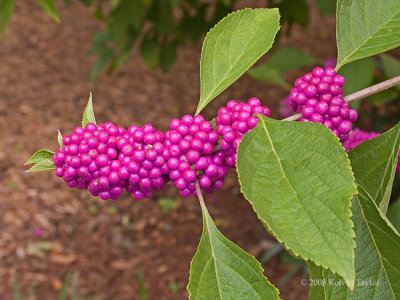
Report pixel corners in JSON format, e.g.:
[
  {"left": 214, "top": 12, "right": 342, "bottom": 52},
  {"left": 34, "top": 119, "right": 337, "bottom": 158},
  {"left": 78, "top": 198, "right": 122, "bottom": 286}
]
[
  {"left": 58, "top": 272, "right": 72, "bottom": 300},
  {"left": 196, "top": 8, "right": 280, "bottom": 114},
  {"left": 57, "top": 129, "right": 64, "bottom": 148},
  {"left": 237, "top": 117, "right": 356, "bottom": 288},
  {"left": 82, "top": 93, "right": 96, "bottom": 128},
  {"left": 140, "top": 36, "right": 160, "bottom": 68},
  {"left": 387, "top": 197, "right": 400, "bottom": 232},
  {"left": 36, "top": 0, "right": 60, "bottom": 23},
  {"left": 0, "top": 0, "right": 14, "bottom": 34},
  {"left": 160, "top": 41, "right": 177, "bottom": 72},
  {"left": 248, "top": 47, "right": 314, "bottom": 86},
  {"left": 90, "top": 48, "right": 113, "bottom": 81},
  {"left": 13, "top": 272, "right": 21, "bottom": 300},
  {"left": 148, "top": 0, "right": 173, "bottom": 35},
  {"left": 336, "top": 0, "right": 400, "bottom": 70},
  {"left": 25, "top": 149, "right": 54, "bottom": 165},
  {"left": 158, "top": 197, "right": 179, "bottom": 213},
  {"left": 188, "top": 199, "right": 280, "bottom": 299},
  {"left": 308, "top": 262, "right": 325, "bottom": 300},
  {"left": 338, "top": 57, "right": 375, "bottom": 96},
  {"left": 26, "top": 158, "right": 55, "bottom": 172},
  {"left": 278, "top": 0, "right": 309, "bottom": 33},
  {"left": 323, "top": 187, "right": 400, "bottom": 299},
  {"left": 314, "top": 0, "right": 336, "bottom": 16},
  {"left": 347, "top": 122, "right": 400, "bottom": 213}
]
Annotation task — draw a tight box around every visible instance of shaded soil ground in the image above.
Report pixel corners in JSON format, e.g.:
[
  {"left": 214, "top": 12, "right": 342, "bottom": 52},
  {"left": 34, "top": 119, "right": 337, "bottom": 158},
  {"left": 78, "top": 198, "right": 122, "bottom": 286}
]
[{"left": 0, "top": 1, "right": 341, "bottom": 299}]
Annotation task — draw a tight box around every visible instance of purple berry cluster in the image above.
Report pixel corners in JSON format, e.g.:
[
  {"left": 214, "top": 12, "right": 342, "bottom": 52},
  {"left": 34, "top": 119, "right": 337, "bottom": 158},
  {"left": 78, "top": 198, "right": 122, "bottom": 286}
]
[
  {"left": 165, "top": 115, "right": 227, "bottom": 197},
  {"left": 343, "top": 128, "right": 400, "bottom": 173},
  {"left": 289, "top": 67, "right": 358, "bottom": 142},
  {"left": 216, "top": 98, "right": 271, "bottom": 167},
  {"left": 120, "top": 124, "right": 169, "bottom": 200},
  {"left": 52, "top": 122, "right": 127, "bottom": 200}
]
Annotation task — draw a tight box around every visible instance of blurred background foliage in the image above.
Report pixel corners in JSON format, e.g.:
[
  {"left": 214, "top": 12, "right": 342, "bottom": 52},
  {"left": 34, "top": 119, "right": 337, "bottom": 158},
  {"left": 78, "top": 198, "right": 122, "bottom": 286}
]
[{"left": 1, "top": 0, "right": 336, "bottom": 80}]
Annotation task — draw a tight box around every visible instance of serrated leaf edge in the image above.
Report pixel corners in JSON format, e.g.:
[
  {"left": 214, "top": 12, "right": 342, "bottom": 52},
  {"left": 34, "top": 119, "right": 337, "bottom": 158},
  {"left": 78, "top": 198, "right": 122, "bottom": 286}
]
[
  {"left": 187, "top": 202, "right": 280, "bottom": 299},
  {"left": 196, "top": 8, "right": 281, "bottom": 114},
  {"left": 236, "top": 117, "right": 357, "bottom": 290}
]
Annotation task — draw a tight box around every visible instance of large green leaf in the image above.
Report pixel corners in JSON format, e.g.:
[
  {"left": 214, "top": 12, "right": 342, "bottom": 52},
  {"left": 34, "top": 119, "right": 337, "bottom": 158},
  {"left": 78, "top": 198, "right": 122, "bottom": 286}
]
[
  {"left": 188, "top": 198, "right": 280, "bottom": 299},
  {"left": 338, "top": 57, "right": 375, "bottom": 96},
  {"left": 336, "top": 0, "right": 400, "bottom": 70},
  {"left": 196, "top": 8, "right": 280, "bottom": 114},
  {"left": 347, "top": 122, "right": 400, "bottom": 213},
  {"left": 237, "top": 117, "right": 356, "bottom": 288},
  {"left": 0, "top": 0, "right": 14, "bottom": 34},
  {"left": 248, "top": 47, "right": 314, "bottom": 87},
  {"left": 323, "top": 187, "right": 400, "bottom": 299},
  {"left": 308, "top": 261, "right": 325, "bottom": 300},
  {"left": 82, "top": 93, "right": 96, "bottom": 128},
  {"left": 36, "top": 0, "right": 60, "bottom": 23}
]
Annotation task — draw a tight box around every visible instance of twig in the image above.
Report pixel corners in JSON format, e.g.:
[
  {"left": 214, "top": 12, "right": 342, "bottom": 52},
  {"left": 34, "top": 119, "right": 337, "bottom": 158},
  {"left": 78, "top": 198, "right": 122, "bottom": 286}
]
[
  {"left": 195, "top": 180, "right": 206, "bottom": 208},
  {"left": 283, "top": 75, "right": 400, "bottom": 122}
]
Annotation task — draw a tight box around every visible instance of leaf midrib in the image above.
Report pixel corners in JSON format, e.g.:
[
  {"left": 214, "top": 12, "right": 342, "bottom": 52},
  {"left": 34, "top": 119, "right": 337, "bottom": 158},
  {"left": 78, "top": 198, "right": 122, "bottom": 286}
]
[
  {"left": 198, "top": 10, "right": 273, "bottom": 113},
  {"left": 337, "top": 2, "right": 400, "bottom": 69},
  {"left": 259, "top": 117, "right": 345, "bottom": 269}
]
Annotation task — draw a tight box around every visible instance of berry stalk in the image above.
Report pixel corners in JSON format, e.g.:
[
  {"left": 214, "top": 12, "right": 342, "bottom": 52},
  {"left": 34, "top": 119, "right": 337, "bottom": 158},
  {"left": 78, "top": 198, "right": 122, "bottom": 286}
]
[{"left": 283, "top": 75, "right": 400, "bottom": 122}]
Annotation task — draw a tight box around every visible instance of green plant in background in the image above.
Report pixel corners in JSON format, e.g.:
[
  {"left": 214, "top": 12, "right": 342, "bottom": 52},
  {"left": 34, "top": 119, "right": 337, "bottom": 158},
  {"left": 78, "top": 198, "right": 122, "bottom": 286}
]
[
  {"left": 22, "top": 0, "right": 400, "bottom": 299},
  {"left": 1, "top": 0, "right": 337, "bottom": 81}
]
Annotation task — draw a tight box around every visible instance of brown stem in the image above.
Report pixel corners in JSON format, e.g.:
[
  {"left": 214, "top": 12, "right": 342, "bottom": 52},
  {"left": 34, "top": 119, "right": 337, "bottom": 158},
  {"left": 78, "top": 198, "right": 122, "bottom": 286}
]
[
  {"left": 195, "top": 180, "right": 206, "bottom": 208},
  {"left": 283, "top": 75, "right": 400, "bottom": 122}
]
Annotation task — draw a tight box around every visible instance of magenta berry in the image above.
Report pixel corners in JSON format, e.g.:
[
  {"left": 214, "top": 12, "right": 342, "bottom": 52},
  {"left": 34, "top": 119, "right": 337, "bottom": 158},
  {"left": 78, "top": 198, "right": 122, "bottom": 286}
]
[
  {"left": 289, "top": 67, "right": 357, "bottom": 142},
  {"left": 164, "top": 115, "right": 227, "bottom": 196},
  {"left": 216, "top": 98, "right": 271, "bottom": 167}
]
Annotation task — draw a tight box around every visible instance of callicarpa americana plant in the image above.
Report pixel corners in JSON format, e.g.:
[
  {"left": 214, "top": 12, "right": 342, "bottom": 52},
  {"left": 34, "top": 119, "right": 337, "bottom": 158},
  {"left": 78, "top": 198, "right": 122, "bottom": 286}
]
[{"left": 26, "top": 1, "right": 400, "bottom": 299}]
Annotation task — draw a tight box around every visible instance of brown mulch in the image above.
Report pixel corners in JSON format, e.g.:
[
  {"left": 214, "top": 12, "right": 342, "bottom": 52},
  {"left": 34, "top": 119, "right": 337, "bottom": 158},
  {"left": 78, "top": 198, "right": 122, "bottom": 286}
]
[{"left": 0, "top": 1, "right": 339, "bottom": 299}]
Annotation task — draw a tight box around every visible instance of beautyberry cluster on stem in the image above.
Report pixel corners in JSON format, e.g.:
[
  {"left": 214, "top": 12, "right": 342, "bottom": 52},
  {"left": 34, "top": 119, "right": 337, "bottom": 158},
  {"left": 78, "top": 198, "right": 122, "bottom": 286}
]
[
  {"left": 215, "top": 98, "right": 270, "bottom": 167},
  {"left": 165, "top": 115, "right": 227, "bottom": 197},
  {"left": 52, "top": 122, "right": 127, "bottom": 200},
  {"left": 289, "top": 67, "right": 357, "bottom": 142}
]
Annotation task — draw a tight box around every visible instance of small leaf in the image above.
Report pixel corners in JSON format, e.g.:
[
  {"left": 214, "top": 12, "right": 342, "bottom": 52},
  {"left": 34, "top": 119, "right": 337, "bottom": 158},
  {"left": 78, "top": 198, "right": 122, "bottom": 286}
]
[
  {"left": 196, "top": 8, "right": 280, "bottom": 114},
  {"left": 0, "top": 0, "right": 14, "bottom": 34},
  {"left": 188, "top": 199, "right": 280, "bottom": 299},
  {"left": 323, "top": 187, "right": 400, "bottom": 299},
  {"left": 57, "top": 130, "right": 64, "bottom": 148},
  {"left": 237, "top": 117, "right": 356, "bottom": 288},
  {"left": 336, "top": 0, "right": 400, "bottom": 70},
  {"left": 25, "top": 149, "right": 54, "bottom": 165},
  {"left": 36, "top": 0, "right": 60, "bottom": 23},
  {"left": 82, "top": 93, "right": 96, "bottom": 128},
  {"left": 160, "top": 41, "right": 177, "bottom": 72},
  {"left": 348, "top": 122, "right": 400, "bottom": 213},
  {"left": 338, "top": 57, "right": 375, "bottom": 96},
  {"left": 148, "top": 0, "right": 173, "bottom": 35},
  {"left": 307, "top": 262, "right": 325, "bottom": 300},
  {"left": 26, "top": 158, "right": 56, "bottom": 172},
  {"left": 278, "top": 0, "right": 309, "bottom": 32},
  {"left": 140, "top": 36, "right": 160, "bottom": 68}
]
